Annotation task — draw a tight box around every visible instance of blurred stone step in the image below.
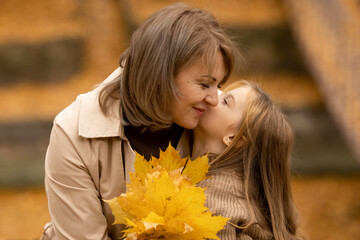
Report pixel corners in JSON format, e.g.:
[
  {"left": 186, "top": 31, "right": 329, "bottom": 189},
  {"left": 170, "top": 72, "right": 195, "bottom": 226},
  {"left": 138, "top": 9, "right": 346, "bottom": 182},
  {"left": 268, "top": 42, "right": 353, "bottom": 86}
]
[
  {"left": 128, "top": 0, "right": 287, "bottom": 27},
  {"left": 0, "top": 105, "right": 359, "bottom": 187},
  {"left": 225, "top": 25, "right": 309, "bottom": 74},
  {"left": 286, "top": 106, "right": 360, "bottom": 174},
  {"left": 0, "top": 121, "right": 52, "bottom": 187},
  {"left": 0, "top": 37, "right": 84, "bottom": 85}
]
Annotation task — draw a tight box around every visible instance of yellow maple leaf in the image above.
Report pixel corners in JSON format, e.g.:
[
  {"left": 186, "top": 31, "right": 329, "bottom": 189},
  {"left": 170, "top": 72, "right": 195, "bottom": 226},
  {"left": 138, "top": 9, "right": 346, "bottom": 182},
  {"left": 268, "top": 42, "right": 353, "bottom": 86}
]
[
  {"left": 182, "top": 154, "right": 209, "bottom": 185},
  {"left": 105, "top": 144, "right": 229, "bottom": 240},
  {"left": 104, "top": 197, "right": 127, "bottom": 225},
  {"left": 152, "top": 143, "right": 187, "bottom": 172},
  {"left": 133, "top": 153, "right": 152, "bottom": 181},
  {"left": 142, "top": 211, "right": 164, "bottom": 230}
]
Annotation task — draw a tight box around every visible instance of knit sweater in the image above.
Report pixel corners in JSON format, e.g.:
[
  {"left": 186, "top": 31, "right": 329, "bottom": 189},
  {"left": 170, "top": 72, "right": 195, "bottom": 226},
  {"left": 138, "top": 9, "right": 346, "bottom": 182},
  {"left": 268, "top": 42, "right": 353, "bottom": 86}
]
[{"left": 197, "top": 169, "right": 274, "bottom": 240}]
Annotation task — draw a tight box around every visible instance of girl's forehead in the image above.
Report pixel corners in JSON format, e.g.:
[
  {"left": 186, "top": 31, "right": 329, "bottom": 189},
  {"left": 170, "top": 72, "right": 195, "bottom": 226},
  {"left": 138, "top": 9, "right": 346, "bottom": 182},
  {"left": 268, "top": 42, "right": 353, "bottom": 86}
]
[{"left": 224, "top": 87, "right": 252, "bottom": 104}]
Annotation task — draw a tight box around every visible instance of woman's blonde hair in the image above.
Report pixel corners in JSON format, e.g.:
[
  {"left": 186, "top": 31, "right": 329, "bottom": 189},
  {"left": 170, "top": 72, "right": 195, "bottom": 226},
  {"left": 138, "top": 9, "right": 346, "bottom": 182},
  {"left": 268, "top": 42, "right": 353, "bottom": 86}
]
[
  {"left": 99, "top": 3, "right": 238, "bottom": 131},
  {"left": 210, "top": 81, "right": 303, "bottom": 240}
]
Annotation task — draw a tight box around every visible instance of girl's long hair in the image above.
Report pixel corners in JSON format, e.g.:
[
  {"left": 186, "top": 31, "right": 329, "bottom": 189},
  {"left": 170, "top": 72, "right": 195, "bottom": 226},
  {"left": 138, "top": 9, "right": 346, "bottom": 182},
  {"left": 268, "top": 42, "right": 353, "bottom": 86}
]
[{"left": 210, "top": 81, "right": 303, "bottom": 240}]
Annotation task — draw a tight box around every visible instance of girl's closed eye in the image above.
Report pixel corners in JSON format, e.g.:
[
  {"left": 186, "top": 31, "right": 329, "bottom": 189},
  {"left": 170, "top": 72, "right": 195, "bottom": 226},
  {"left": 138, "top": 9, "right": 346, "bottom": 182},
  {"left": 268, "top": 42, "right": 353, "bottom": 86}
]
[{"left": 223, "top": 97, "right": 228, "bottom": 105}]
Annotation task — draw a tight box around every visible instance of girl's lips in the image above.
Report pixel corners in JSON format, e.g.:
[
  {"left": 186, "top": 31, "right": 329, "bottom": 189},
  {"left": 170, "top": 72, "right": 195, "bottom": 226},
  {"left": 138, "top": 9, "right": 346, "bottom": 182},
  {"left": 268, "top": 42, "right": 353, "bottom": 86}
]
[{"left": 193, "top": 107, "right": 206, "bottom": 116}]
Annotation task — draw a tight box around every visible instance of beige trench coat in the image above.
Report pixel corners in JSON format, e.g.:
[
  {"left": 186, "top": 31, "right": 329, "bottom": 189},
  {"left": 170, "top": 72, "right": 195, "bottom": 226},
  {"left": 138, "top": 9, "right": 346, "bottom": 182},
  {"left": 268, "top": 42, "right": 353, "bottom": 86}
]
[{"left": 40, "top": 68, "right": 191, "bottom": 240}]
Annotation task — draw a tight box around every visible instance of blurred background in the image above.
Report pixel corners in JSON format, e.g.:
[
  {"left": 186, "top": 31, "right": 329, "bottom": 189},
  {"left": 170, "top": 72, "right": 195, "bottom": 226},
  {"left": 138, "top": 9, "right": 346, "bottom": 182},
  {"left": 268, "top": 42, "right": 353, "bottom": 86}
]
[{"left": 0, "top": 0, "right": 359, "bottom": 239}]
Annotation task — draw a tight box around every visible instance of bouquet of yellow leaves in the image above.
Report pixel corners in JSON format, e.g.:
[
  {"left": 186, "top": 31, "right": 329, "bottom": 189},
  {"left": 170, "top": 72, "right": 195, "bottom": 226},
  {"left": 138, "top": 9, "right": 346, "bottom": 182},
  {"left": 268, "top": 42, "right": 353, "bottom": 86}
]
[{"left": 105, "top": 144, "right": 229, "bottom": 240}]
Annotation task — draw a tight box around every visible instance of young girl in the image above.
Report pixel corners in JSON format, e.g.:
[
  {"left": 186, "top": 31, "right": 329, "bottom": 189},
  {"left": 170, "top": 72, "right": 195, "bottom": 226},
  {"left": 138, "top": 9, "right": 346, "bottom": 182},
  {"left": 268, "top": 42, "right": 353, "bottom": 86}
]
[{"left": 193, "top": 81, "right": 304, "bottom": 240}]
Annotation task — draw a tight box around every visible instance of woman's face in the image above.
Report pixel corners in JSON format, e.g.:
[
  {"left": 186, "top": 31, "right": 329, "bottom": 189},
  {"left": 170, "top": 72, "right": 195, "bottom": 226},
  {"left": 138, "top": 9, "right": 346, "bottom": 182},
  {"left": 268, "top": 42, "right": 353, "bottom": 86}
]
[
  {"left": 195, "top": 86, "right": 251, "bottom": 141},
  {"left": 171, "top": 52, "right": 226, "bottom": 129}
]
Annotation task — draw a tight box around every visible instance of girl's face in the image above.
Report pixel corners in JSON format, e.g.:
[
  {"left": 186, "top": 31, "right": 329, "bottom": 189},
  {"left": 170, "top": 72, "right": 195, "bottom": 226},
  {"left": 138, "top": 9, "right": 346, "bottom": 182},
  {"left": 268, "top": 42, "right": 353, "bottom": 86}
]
[
  {"left": 195, "top": 86, "right": 251, "bottom": 141},
  {"left": 170, "top": 52, "right": 226, "bottom": 129}
]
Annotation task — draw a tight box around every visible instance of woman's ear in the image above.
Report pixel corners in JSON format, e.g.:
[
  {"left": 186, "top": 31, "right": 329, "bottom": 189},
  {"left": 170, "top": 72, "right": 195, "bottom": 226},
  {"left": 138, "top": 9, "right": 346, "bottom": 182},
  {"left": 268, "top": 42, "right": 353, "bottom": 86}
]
[{"left": 222, "top": 135, "right": 234, "bottom": 146}]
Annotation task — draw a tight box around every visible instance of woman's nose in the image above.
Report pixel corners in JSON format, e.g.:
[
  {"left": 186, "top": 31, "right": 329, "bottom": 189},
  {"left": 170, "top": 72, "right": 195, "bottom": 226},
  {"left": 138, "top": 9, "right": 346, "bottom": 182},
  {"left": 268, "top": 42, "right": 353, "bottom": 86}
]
[{"left": 204, "top": 90, "right": 219, "bottom": 106}]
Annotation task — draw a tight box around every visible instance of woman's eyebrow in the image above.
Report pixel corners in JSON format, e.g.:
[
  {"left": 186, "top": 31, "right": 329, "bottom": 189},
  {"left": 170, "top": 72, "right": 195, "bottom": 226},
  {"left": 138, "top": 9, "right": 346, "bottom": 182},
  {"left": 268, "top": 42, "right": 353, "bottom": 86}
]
[{"left": 200, "top": 75, "right": 217, "bottom": 82}]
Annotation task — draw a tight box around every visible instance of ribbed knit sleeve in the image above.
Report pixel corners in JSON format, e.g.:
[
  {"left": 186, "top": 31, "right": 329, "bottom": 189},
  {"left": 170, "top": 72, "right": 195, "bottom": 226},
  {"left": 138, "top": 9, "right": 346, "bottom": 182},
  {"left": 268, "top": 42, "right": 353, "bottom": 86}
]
[{"left": 197, "top": 169, "right": 273, "bottom": 240}]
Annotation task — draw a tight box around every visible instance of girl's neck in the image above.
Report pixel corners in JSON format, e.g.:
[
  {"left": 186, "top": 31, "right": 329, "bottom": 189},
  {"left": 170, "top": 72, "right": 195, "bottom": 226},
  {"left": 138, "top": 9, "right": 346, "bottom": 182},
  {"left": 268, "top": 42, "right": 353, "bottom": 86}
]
[{"left": 191, "top": 130, "right": 226, "bottom": 159}]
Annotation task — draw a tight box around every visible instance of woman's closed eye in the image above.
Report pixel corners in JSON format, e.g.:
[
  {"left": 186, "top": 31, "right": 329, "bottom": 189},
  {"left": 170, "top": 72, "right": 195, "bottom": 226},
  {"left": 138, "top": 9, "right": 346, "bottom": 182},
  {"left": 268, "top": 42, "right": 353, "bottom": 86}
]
[{"left": 200, "top": 83, "right": 210, "bottom": 88}]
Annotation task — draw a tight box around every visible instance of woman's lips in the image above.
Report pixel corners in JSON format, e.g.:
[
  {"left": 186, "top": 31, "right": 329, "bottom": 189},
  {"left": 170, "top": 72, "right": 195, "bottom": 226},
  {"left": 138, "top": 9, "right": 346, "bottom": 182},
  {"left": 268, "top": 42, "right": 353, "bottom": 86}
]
[{"left": 193, "top": 107, "right": 206, "bottom": 116}]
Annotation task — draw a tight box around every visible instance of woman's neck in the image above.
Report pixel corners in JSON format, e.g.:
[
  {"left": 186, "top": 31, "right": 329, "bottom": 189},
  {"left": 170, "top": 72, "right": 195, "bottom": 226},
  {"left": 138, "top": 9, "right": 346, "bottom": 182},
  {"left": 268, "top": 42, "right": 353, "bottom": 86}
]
[
  {"left": 125, "top": 123, "right": 184, "bottom": 160},
  {"left": 191, "top": 130, "right": 226, "bottom": 159}
]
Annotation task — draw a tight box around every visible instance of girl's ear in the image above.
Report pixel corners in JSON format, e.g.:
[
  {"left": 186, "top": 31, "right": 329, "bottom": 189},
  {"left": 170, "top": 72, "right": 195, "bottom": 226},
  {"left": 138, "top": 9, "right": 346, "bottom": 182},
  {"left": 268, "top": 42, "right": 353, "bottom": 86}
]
[
  {"left": 223, "top": 135, "right": 248, "bottom": 148},
  {"left": 222, "top": 135, "right": 234, "bottom": 146}
]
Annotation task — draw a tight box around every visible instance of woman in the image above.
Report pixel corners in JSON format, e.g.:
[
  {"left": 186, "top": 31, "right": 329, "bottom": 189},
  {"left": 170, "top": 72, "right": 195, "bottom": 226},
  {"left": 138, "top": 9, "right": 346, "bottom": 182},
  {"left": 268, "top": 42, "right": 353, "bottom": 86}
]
[
  {"left": 192, "top": 81, "right": 304, "bottom": 240},
  {"left": 41, "top": 3, "right": 238, "bottom": 239}
]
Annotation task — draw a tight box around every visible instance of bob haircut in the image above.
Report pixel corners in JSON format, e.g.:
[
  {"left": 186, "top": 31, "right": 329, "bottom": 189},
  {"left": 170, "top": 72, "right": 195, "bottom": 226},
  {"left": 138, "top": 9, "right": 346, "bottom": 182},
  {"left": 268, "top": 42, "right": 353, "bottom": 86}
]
[{"left": 99, "top": 3, "right": 239, "bottom": 131}]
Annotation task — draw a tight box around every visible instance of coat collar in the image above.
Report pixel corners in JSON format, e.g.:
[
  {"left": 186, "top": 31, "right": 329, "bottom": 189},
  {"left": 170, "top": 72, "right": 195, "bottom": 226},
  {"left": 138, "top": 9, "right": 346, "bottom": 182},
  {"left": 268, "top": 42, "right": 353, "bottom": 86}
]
[{"left": 78, "top": 68, "right": 127, "bottom": 140}]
